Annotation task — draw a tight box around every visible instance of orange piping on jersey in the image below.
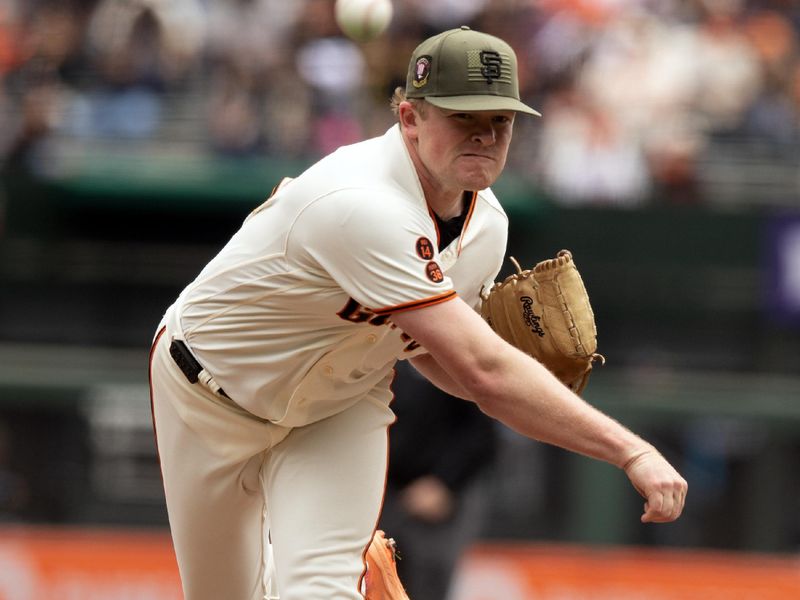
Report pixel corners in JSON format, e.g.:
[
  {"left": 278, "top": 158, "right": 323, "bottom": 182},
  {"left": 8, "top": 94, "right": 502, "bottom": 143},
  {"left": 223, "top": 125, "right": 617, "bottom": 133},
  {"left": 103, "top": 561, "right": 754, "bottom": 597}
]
[
  {"left": 372, "top": 290, "right": 457, "bottom": 316},
  {"left": 359, "top": 367, "right": 397, "bottom": 597},
  {"left": 425, "top": 203, "right": 442, "bottom": 248},
  {"left": 148, "top": 326, "right": 167, "bottom": 475},
  {"left": 457, "top": 191, "right": 478, "bottom": 256}
]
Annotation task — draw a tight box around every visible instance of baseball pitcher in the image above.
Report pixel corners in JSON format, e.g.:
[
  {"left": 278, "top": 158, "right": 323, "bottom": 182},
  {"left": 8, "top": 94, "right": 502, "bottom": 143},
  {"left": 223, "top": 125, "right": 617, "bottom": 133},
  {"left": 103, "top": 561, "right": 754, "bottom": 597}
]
[{"left": 149, "top": 27, "right": 686, "bottom": 600}]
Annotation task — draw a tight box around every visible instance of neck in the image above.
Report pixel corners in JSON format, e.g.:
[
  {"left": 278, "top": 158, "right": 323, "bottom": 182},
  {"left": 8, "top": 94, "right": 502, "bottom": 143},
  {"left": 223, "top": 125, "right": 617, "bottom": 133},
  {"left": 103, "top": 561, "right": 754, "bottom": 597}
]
[{"left": 429, "top": 189, "right": 465, "bottom": 220}]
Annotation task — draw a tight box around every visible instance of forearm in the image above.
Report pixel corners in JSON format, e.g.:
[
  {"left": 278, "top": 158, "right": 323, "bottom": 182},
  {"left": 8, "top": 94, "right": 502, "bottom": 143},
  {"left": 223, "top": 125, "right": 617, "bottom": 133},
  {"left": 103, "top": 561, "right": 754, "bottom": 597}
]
[
  {"left": 473, "top": 344, "right": 685, "bottom": 521},
  {"left": 408, "top": 354, "right": 472, "bottom": 400},
  {"left": 472, "top": 342, "right": 647, "bottom": 468}
]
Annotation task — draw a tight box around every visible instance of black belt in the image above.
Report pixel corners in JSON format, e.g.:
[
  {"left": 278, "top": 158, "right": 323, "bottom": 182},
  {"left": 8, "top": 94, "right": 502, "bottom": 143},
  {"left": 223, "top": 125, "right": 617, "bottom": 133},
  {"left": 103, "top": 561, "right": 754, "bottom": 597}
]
[{"left": 169, "top": 339, "right": 230, "bottom": 398}]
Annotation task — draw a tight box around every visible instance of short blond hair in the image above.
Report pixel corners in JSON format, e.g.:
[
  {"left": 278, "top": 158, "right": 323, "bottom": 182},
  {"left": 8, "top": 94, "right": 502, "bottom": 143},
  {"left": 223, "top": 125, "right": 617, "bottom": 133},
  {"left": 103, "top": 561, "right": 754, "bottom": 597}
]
[{"left": 390, "top": 86, "right": 427, "bottom": 120}]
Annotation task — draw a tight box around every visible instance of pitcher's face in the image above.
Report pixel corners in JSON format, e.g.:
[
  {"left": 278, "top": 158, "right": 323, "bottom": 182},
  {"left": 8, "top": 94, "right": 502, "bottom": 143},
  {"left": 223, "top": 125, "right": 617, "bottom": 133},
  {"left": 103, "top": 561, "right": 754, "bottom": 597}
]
[{"left": 404, "top": 104, "right": 515, "bottom": 193}]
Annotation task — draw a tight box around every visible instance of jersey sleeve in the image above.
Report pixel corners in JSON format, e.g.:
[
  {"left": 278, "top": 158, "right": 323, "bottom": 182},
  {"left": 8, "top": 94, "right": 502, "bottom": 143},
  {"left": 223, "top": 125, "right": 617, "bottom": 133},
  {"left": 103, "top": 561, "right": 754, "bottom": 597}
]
[{"left": 289, "top": 189, "right": 456, "bottom": 314}]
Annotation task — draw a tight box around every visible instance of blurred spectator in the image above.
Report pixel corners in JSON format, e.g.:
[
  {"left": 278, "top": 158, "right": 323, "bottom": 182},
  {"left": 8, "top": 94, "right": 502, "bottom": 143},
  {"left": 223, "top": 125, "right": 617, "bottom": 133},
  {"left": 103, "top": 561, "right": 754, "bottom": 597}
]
[
  {"left": 20, "top": 0, "right": 86, "bottom": 85},
  {"left": 87, "top": 0, "right": 205, "bottom": 83},
  {"left": 204, "top": 0, "right": 307, "bottom": 155},
  {"left": 573, "top": 5, "right": 704, "bottom": 205},
  {"left": 0, "top": 0, "right": 22, "bottom": 161},
  {"left": 0, "top": 0, "right": 798, "bottom": 204},
  {"left": 741, "top": 7, "right": 800, "bottom": 142},
  {"left": 76, "top": 0, "right": 205, "bottom": 139},
  {"left": 536, "top": 84, "right": 651, "bottom": 206},
  {"left": 205, "top": 0, "right": 304, "bottom": 80},
  {"left": 0, "top": 0, "right": 22, "bottom": 77},
  {"left": 1, "top": 0, "right": 84, "bottom": 169},
  {"left": 296, "top": 39, "right": 366, "bottom": 155},
  {"left": 207, "top": 61, "right": 264, "bottom": 157},
  {"left": 644, "top": 110, "right": 705, "bottom": 204},
  {"left": 692, "top": 0, "right": 763, "bottom": 134},
  {"left": 3, "top": 75, "right": 60, "bottom": 168},
  {"left": 407, "top": 0, "right": 489, "bottom": 30},
  {"left": 292, "top": 1, "right": 369, "bottom": 157},
  {"left": 261, "top": 65, "right": 314, "bottom": 158}
]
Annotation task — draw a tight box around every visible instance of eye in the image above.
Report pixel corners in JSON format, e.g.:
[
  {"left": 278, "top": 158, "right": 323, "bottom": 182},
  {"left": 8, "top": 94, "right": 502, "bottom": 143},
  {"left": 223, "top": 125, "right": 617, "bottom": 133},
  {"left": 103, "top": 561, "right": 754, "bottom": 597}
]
[
  {"left": 451, "top": 113, "right": 472, "bottom": 120},
  {"left": 493, "top": 115, "right": 512, "bottom": 125}
]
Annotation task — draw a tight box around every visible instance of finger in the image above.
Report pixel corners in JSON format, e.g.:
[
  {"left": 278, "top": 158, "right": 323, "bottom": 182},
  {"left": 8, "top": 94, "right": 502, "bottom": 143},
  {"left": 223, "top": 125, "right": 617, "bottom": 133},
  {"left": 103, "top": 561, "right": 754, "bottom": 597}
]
[
  {"left": 678, "top": 481, "right": 688, "bottom": 517},
  {"left": 661, "top": 491, "right": 675, "bottom": 519},
  {"left": 641, "top": 491, "right": 665, "bottom": 523},
  {"left": 643, "top": 509, "right": 672, "bottom": 523},
  {"left": 665, "top": 482, "right": 687, "bottom": 521},
  {"left": 672, "top": 490, "right": 687, "bottom": 520},
  {"left": 642, "top": 492, "right": 679, "bottom": 523},
  {"left": 644, "top": 490, "right": 685, "bottom": 523}
]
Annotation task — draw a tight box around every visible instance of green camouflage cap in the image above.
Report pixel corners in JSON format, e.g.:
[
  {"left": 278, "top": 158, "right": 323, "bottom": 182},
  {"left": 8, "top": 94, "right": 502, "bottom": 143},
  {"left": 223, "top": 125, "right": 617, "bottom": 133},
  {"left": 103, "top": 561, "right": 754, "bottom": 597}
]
[{"left": 405, "top": 26, "right": 540, "bottom": 116}]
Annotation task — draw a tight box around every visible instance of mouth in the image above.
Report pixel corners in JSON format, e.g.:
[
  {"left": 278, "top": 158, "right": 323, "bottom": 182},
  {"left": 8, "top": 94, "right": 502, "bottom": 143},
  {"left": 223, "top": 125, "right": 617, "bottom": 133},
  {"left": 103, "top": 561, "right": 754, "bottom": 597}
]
[{"left": 461, "top": 153, "right": 495, "bottom": 161}]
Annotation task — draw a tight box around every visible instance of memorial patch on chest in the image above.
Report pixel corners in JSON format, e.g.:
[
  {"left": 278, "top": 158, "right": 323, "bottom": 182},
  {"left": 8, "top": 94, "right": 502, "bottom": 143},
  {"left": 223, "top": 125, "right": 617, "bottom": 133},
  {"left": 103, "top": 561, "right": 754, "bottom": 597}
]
[
  {"left": 425, "top": 261, "right": 444, "bottom": 283},
  {"left": 416, "top": 237, "right": 434, "bottom": 260}
]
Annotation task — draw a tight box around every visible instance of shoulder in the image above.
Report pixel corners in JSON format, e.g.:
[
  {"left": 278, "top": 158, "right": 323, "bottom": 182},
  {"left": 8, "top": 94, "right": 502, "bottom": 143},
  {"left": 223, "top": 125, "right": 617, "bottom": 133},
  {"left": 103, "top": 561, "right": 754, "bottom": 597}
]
[
  {"left": 287, "top": 185, "right": 434, "bottom": 254},
  {"left": 287, "top": 132, "right": 409, "bottom": 204},
  {"left": 470, "top": 188, "right": 509, "bottom": 245},
  {"left": 304, "top": 127, "right": 399, "bottom": 184},
  {"left": 475, "top": 187, "right": 509, "bottom": 224},
  {"left": 307, "top": 186, "right": 423, "bottom": 223}
]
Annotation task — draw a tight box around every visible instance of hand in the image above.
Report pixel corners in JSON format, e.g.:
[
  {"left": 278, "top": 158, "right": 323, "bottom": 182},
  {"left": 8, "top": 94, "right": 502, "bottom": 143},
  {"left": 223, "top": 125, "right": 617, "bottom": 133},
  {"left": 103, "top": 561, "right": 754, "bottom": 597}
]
[
  {"left": 623, "top": 446, "right": 688, "bottom": 523},
  {"left": 400, "top": 476, "right": 454, "bottom": 523}
]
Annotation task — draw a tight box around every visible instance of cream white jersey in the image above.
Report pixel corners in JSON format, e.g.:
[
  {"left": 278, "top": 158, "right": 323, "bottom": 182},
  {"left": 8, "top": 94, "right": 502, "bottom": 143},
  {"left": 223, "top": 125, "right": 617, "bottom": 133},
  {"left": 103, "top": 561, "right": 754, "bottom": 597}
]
[{"left": 164, "top": 124, "right": 508, "bottom": 426}]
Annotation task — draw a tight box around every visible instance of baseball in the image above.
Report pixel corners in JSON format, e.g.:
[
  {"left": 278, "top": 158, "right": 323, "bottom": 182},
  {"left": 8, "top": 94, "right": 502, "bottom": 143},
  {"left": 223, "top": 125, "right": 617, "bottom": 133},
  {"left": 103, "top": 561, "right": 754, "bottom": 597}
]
[{"left": 335, "top": 0, "right": 393, "bottom": 42}]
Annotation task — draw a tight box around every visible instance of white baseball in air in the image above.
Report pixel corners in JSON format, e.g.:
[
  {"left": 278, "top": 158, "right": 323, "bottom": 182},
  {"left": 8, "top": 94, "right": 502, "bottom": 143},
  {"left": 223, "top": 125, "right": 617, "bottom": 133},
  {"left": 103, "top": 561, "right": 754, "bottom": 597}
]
[{"left": 335, "top": 0, "right": 393, "bottom": 42}]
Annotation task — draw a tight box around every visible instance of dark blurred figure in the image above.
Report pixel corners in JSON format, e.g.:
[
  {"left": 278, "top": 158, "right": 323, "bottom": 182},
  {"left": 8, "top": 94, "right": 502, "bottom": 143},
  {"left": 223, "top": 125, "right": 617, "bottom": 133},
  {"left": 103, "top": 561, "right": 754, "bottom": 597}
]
[
  {"left": 0, "top": 409, "right": 89, "bottom": 523},
  {"left": 380, "top": 360, "right": 497, "bottom": 600},
  {"left": 0, "top": 420, "right": 29, "bottom": 520}
]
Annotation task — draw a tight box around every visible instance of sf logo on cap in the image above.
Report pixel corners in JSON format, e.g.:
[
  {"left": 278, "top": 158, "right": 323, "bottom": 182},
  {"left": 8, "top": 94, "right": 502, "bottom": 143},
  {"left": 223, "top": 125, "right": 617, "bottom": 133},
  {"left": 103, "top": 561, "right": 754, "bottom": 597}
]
[
  {"left": 412, "top": 55, "right": 432, "bottom": 88},
  {"left": 480, "top": 51, "right": 502, "bottom": 83}
]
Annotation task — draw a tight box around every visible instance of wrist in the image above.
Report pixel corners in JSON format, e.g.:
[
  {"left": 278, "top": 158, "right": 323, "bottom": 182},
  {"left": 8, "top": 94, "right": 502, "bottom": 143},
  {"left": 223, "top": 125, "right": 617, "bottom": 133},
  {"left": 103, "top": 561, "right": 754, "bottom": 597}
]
[{"left": 620, "top": 443, "right": 658, "bottom": 471}]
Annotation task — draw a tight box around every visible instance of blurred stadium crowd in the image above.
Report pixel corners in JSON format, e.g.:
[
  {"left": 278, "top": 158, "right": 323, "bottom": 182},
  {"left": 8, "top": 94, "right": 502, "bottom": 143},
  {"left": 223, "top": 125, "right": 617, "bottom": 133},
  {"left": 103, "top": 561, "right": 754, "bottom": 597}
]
[
  {"left": 0, "top": 2, "right": 799, "bottom": 554},
  {"left": 1, "top": 0, "right": 799, "bottom": 207}
]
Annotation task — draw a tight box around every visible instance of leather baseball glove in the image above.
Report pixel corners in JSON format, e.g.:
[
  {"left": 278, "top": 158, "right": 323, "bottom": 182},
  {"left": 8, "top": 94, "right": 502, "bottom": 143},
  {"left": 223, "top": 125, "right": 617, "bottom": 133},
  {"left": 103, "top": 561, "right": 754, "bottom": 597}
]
[
  {"left": 480, "top": 249, "right": 604, "bottom": 394},
  {"left": 364, "top": 530, "right": 410, "bottom": 600}
]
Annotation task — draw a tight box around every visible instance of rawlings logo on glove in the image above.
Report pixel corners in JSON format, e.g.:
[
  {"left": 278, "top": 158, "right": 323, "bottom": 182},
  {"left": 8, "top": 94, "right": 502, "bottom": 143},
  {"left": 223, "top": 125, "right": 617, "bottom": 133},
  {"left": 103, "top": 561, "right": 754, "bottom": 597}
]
[
  {"left": 520, "top": 295, "right": 545, "bottom": 337},
  {"left": 480, "top": 249, "right": 605, "bottom": 394}
]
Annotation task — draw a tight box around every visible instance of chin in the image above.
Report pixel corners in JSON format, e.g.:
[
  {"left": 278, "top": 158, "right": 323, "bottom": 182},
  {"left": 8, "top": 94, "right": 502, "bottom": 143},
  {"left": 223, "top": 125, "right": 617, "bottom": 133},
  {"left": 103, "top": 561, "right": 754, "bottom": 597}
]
[
  {"left": 459, "top": 172, "right": 497, "bottom": 191},
  {"left": 455, "top": 162, "right": 503, "bottom": 190}
]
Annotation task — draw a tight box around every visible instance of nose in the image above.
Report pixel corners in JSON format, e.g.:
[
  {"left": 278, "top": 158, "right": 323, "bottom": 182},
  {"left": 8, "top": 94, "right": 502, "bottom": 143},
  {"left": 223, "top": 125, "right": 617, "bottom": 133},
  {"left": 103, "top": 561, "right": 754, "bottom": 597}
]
[{"left": 471, "top": 122, "right": 496, "bottom": 146}]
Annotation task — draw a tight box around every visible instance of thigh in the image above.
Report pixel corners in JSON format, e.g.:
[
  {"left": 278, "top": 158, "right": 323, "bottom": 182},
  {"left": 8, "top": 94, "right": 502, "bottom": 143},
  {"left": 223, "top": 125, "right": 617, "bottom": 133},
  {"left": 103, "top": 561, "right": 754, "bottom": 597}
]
[
  {"left": 263, "top": 392, "right": 395, "bottom": 600},
  {"left": 150, "top": 332, "right": 269, "bottom": 600}
]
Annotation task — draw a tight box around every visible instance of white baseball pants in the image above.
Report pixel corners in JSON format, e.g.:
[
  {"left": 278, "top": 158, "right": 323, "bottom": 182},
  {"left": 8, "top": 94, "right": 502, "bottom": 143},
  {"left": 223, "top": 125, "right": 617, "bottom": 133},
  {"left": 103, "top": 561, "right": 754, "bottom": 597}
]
[{"left": 149, "top": 328, "right": 396, "bottom": 599}]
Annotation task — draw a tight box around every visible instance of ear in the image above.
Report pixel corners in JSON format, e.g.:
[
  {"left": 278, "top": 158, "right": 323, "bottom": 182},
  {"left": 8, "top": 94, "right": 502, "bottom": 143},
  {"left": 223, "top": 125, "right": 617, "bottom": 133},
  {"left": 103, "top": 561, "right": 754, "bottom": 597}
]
[{"left": 398, "top": 102, "right": 419, "bottom": 139}]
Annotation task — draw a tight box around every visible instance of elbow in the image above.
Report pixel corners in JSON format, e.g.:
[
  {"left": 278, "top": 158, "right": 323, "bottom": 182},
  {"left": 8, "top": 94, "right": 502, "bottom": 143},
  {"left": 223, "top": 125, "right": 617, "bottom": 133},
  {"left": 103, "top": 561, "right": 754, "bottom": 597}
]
[
  {"left": 458, "top": 339, "right": 509, "bottom": 406},
  {"left": 460, "top": 372, "right": 495, "bottom": 405}
]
